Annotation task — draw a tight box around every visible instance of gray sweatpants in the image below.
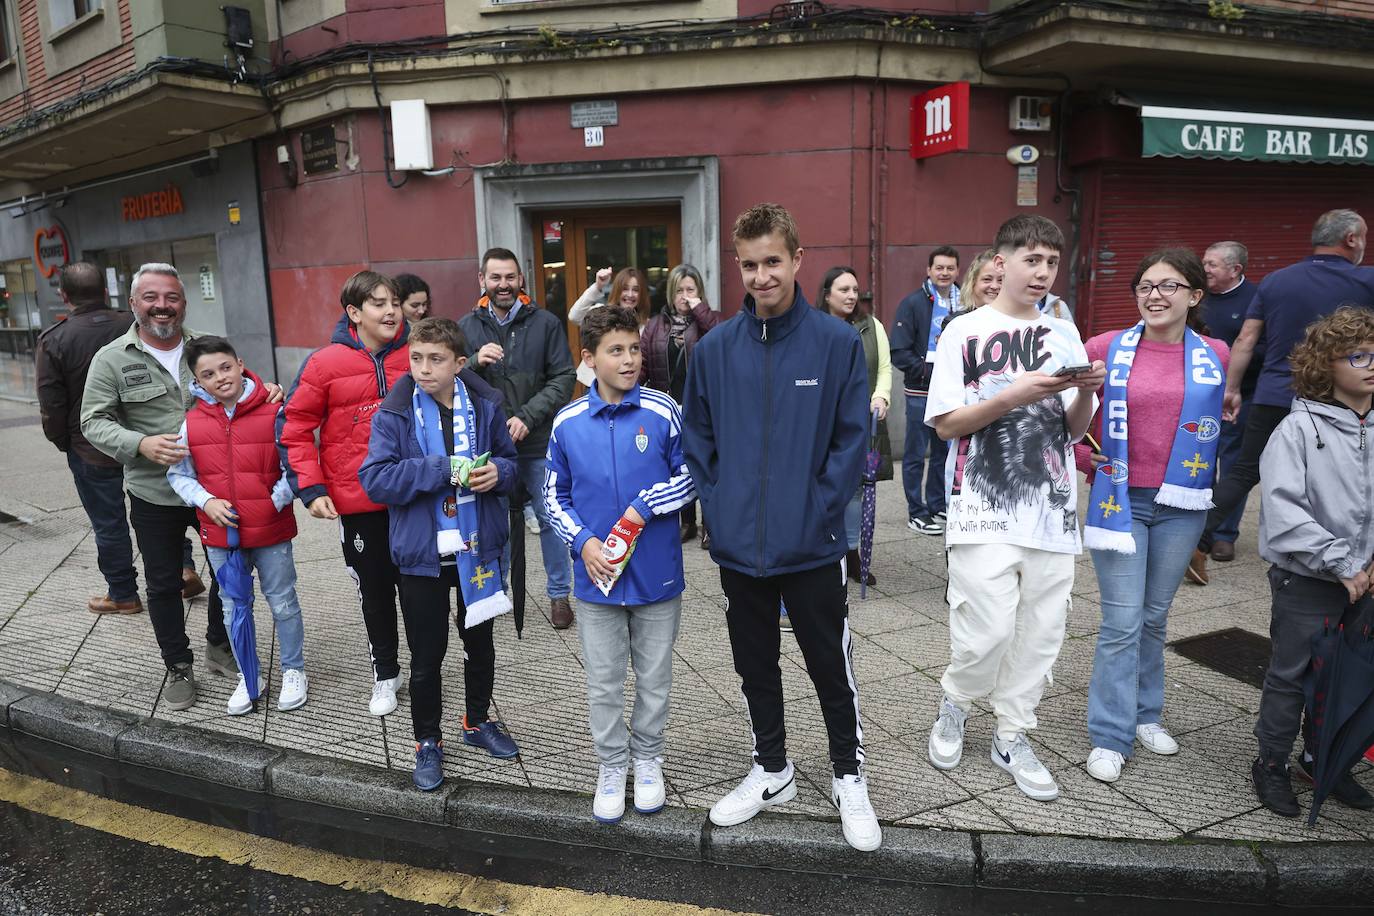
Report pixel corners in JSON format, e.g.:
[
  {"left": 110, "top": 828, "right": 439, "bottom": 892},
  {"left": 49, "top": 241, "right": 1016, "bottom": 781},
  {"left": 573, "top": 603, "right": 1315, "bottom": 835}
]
[
  {"left": 1254, "top": 566, "right": 1371, "bottom": 761},
  {"left": 574, "top": 594, "right": 682, "bottom": 767}
]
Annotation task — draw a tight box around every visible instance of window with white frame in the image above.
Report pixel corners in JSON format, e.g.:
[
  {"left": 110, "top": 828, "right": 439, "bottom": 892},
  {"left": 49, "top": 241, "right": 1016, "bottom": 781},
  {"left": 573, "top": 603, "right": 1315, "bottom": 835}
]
[{"left": 49, "top": 0, "right": 102, "bottom": 32}]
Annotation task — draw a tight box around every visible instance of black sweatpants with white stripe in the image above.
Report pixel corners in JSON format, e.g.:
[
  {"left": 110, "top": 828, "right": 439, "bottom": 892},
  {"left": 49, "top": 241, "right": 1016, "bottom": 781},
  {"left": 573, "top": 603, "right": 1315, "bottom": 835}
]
[{"left": 721, "top": 559, "right": 865, "bottom": 778}]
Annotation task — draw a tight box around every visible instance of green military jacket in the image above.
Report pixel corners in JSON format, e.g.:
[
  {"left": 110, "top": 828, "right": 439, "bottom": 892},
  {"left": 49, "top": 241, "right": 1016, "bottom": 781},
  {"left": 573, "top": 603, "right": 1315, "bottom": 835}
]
[{"left": 80, "top": 322, "right": 202, "bottom": 506}]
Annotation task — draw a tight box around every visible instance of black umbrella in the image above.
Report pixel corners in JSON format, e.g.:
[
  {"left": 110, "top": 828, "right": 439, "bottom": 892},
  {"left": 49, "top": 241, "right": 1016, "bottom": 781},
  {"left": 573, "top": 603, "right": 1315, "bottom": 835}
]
[
  {"left": 1305, "top": 609, "right": 1374, "bottom": 825},
  {"left": 508, "top": 480, "right": 527, "bottom": 639}
]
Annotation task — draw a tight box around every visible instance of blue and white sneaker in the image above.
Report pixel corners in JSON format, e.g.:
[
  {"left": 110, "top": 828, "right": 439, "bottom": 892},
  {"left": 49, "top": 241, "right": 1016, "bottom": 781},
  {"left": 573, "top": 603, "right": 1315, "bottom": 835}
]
[
  {"left": 594, "top": 764, "right": 627, "bottom": 824},
  {"left": 413, "top": 738, "right": 444, "bottom": 791},
  {"left": 462, "top": 717, "right": 520, "bottom": 759},
  {"left": 633, "top": 757, "right": 666, "bottom": 814}
]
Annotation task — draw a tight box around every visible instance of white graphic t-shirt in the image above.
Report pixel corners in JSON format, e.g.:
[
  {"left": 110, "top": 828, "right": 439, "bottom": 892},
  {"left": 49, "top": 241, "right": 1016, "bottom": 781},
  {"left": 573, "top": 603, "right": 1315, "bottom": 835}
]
[{"left": 923, "top": 305, "right": 1093, "bottom": 555}]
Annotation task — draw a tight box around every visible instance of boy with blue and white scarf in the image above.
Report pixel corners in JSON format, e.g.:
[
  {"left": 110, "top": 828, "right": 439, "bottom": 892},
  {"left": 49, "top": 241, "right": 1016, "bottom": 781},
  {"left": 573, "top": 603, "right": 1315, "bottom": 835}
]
[{"left": 360, "top": 318, "right": 521, "bottom": 791}]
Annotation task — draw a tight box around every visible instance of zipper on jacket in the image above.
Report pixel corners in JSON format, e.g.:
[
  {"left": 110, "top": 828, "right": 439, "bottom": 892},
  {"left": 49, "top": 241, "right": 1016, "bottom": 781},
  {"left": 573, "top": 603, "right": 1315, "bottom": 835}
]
[
  {"left": 1361, "top": 416, "right": 1367, "bottom": 451},
  {"left": 372, "top": 351, "right": 389, "bottom": 398},
  {"left": 755, "top": 336, "right": 772, "bottom": 574},
  {"left": 608, "top": 411, "right": 627, "bottom": 606},
  {"left": 224, "top": 408, "right": 238, "bottom": 537}
]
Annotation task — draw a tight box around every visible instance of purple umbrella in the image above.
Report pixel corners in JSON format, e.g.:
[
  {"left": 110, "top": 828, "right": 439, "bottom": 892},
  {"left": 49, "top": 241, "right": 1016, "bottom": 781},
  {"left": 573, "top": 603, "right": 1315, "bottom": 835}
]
[
  {"left": 859, "top": 409, "right": 881, "bottom": 600},
  {"left": 215, "top": 525, "right": 261, "bottom": 705}
]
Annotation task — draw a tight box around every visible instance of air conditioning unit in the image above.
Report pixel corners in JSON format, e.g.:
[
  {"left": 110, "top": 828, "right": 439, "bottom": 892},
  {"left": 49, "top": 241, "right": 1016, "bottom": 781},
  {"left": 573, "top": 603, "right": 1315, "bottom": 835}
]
[{"left": 1010, "top": 96, "right": 1054, "bottom": 132}]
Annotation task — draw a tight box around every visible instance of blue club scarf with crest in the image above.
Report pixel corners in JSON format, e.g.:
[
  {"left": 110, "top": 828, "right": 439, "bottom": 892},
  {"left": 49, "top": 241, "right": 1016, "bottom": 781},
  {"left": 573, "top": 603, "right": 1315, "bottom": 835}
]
[
  {"left": 1083, "top": 323, "right": 1225, "bottom": 555},
  {"left": 923, "top": 279, "right": 961, "bottom": 361},
  {"left": 413, "top": 377, "right": 512, "bottom": 627}
]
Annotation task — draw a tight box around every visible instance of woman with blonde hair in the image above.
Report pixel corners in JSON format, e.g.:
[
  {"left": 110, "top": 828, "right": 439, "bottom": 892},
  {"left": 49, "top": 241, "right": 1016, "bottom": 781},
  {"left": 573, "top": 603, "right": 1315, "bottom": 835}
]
[{"left": 957, "top": 249, "right": 1001, "bottom": 312}]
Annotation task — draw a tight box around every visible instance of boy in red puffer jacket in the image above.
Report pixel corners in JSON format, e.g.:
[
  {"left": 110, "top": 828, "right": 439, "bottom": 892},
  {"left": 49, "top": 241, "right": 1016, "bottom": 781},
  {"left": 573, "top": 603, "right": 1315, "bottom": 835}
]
[
  {"left": 169, "top": 336, "right": 307, "bottom": 716},
  {"left": 276, "top": 271, "right": 411, "bottom": 717}
]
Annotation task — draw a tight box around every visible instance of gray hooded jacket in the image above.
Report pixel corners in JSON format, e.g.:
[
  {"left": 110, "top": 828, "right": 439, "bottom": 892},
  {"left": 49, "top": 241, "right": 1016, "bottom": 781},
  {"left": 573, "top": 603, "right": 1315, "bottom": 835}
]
[{"left": 1259, "top": 397, "right": 1372, "bottom": 583}]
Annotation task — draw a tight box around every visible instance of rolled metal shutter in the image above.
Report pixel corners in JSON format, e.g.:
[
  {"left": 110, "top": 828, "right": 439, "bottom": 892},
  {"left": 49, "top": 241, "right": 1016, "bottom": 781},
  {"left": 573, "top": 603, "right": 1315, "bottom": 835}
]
[{"left": 1080, "top": 160, "right": 1374, "bottom": 336}]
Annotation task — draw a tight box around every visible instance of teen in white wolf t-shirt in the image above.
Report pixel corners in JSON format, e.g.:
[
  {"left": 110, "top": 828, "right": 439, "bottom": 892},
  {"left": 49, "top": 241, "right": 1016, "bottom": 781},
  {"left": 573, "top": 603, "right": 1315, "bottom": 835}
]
[{"left": 921, "top": 216, "right": 1105, "bottom": 804}]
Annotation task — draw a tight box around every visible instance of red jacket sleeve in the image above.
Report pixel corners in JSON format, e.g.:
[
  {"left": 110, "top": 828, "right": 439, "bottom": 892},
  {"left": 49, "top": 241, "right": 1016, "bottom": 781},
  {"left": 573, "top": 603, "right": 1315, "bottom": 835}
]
[{"left": 276, "top": 354, "right": 331, "bottom": 506}]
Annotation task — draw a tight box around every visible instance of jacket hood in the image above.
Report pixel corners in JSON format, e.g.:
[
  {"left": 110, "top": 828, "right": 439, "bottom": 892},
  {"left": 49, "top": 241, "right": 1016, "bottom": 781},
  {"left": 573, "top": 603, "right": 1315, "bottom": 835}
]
[
  {"left": 190, "top": 369, "right": 264, "bottom": 411},
  {"left": 1294, "top": 396, "right": 1371, "bottom": 437},
  {"left": 741, "top": 285, "right": 810, "bottom": 342},
  {"left": 330, "top": 313, "right": 409, "bottom": 354}
]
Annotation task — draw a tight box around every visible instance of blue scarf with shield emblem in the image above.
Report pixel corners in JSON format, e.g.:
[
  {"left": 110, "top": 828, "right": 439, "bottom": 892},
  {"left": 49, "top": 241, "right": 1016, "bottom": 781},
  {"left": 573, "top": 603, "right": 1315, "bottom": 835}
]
[
  {"left": 1084, "top": 323, "right": 1224, "bottom": 555},
  {"left": 413, "top": 377, "right": 512, "bottom": 626}
]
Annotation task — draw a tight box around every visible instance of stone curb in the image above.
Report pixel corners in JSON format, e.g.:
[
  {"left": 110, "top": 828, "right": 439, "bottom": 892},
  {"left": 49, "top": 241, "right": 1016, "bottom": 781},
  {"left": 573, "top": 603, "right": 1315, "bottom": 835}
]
[{"left": 0, "top": 680, "right": 1369, "bottom": 905}]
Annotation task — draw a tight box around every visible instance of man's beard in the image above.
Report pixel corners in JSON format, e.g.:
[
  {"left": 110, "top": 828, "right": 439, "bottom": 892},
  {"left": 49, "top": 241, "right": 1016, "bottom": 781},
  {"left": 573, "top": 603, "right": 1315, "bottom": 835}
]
[{"left": 138, "top": 312, "right": 182, "bottom": 340}]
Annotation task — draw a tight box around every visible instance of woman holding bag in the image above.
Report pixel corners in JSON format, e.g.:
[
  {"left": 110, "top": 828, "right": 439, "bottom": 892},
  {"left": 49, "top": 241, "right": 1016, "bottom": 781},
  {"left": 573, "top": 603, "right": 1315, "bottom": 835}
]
[
  {"left": 818, "top": 266, "right": 892, "bottom": 586},
  {"left": 1076, "top": 248, "right": 1230, "bottom": 783}
]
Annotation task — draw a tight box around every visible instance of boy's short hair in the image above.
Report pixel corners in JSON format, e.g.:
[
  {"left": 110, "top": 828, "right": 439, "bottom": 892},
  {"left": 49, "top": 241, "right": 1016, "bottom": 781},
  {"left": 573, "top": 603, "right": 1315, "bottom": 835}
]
[
  {"left": 1290, "top": 306, "right": 1374, "bottom": 402},
  {"left": 340, "top": 270, "right": 399, "bottom": 310},
  {"left": 408, "top": 317, "right": 468, "bottom": 359},
  {"left": 480, "top": 247, "right": 521, "bottom": 274},
  {"left": 994, "top": 215, "right": 1065, "bottom": 256},
  {"left": 928, "top": 246, "right": 960, "bottom": 267},
  {"left": 185, "top": 335, "right": 238, "bottom": 372},
  {"left": 732, "top": 203, "right": 801, "bottom": 255},
  {"left": 581, "top": 305, "right": 641, "bottom": 356}
]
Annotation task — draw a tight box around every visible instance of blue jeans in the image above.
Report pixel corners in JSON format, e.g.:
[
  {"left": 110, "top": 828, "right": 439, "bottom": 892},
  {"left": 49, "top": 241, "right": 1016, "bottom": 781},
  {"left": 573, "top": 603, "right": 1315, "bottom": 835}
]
[
  {"left": 844, "top": 493, "right": 861, "bottom": 550},
  {"left": 902, "top": 394, "right": 947, "bottom": 518},
  {"left": 503, "top": 454, "right": 571, "bottom": 599},
  {"left": 1087, "top": 487, "right": 1206, "bottom": 756},
  {"left": 207, "top": 540, "right": 306, "bottom": 672},
  {"left": 65, "top": 452, "right": 138, "bottom": 602},
  {"left": 1212, "top": 400, "right": 1250, "bottom": 544}
]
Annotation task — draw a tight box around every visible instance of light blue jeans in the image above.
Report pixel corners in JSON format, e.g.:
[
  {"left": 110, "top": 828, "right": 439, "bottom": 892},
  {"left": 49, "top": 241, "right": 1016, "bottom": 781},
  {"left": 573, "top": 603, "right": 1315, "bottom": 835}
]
[
  {"left": 574, "top": 595, "right": 681, "bottom": 767},
  {"left": 844, "top": 493, "right": 862, "bottom": 551},
  {"left": 1087, "top": 487, "right": 1205, "bottom": 756},
  {"left": 207, "top": 540, "right": 306, "bottom": 673},
  {"left": 504, "top": 455, "right": 572, "bottom": 599}
]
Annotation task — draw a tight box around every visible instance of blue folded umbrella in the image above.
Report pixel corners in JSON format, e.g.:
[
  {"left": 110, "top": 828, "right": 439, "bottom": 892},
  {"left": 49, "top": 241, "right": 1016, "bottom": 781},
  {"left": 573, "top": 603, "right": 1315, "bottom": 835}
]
[
  {"left": 859, "top": 409, "right": 881, "bottom": 600},
  {"left": 214, "top": 526, "right": 261, "bottom": 704},
  {"left": 1304, "top": 610, "right": 1374, "bottom": 825}
]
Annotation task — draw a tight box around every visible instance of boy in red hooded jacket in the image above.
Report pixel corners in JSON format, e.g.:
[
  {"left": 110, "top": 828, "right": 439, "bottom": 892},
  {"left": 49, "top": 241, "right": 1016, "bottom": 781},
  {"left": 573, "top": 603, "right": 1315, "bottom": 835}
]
[{"left": 169, "top": 336, "right": 307, "bottom": 716}]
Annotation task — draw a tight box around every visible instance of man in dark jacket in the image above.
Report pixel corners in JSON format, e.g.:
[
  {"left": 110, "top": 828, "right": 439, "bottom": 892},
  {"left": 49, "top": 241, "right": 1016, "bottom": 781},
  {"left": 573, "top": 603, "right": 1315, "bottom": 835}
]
[
  {"left": 889, "top": 246, "right": 959, "bottom": 536},
  {"left": 682, "top": 203, "right": 880, "bottom": 853},
  {"left": 459, "top": 247, "right": 576, "bottom": 628},
  {"left": 35, "top": 262, "right": 207, "bottom": 614}
]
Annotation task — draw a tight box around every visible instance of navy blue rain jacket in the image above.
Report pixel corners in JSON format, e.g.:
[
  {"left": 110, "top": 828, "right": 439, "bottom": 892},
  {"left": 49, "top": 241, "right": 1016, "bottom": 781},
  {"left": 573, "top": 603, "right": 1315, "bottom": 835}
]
[
  {"left": 358, "top": 370, "right": 516, "bottom": 577},
  {"left": 682, "top": 287, "right": 868, "bottom": 576}
]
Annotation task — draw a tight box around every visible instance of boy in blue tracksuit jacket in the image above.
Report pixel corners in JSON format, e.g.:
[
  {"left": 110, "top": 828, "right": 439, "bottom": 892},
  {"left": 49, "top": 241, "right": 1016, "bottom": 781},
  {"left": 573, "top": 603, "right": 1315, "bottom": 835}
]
[
  {"left": 359, "top": 318, "right": 520, "bottom": 790},
  {"left": 681, "top": 203, "right": 880, "bottom": 853},
  {"left": 544, "top": 307, "right": 695, "bottom": 825}
]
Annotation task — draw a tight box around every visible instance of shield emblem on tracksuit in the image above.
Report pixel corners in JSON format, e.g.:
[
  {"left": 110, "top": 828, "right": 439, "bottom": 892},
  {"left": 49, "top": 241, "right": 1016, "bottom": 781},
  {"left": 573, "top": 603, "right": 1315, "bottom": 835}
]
[{"left": 635, "top": 426, "right": 648, "bottom": 453}]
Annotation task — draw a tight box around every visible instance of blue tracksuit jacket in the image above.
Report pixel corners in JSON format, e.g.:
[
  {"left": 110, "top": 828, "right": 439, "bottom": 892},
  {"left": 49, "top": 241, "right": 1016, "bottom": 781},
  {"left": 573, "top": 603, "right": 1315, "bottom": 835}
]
[
  {"left": 682, "top": 287, "right": 868, "bottom": 577},
  {"left": 544, "top": 382, "right": 695, "bottom": 605}
]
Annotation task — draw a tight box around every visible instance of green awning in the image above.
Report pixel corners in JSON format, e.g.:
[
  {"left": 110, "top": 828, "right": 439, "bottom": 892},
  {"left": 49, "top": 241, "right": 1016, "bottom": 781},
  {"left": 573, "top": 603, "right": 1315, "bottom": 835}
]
[{"left": 1140, "top": 104, "right": 1374, "bottom": 165}]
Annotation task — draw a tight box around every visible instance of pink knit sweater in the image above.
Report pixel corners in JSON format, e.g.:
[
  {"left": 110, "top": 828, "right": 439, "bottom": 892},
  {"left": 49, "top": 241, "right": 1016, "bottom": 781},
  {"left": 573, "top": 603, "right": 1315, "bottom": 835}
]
[{"left": 1074, "top": 332, "right": 1231, "bottom": 487}]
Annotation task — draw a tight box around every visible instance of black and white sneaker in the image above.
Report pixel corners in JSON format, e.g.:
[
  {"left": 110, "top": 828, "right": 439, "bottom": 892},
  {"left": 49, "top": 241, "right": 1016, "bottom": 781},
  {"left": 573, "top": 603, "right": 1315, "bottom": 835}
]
[
  {"left": 709, "top": 762, "right": 797, "bottom": 826},
  {"left": 908, "top": 515, "right": 943, "bottom": 536}
]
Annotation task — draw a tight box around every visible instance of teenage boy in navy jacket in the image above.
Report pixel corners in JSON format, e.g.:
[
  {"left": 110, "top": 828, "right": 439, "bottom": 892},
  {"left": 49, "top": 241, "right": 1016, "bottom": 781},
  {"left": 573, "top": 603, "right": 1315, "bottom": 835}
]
[
  {"left": 544, "top": 306, "right": 695, "bottom": 825},
  {"left": 681, "top": 203, "right": 880, "bottom": 852},
  {"left": 359, "top": 318, "right": 520, "bottom": 791}
]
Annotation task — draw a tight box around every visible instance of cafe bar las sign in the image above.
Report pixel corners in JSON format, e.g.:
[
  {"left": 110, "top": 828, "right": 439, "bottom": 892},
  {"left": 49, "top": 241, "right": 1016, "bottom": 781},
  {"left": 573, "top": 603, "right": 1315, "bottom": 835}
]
[{"left": 1141, "top": 104, "right": 1374, "bottom": 165}]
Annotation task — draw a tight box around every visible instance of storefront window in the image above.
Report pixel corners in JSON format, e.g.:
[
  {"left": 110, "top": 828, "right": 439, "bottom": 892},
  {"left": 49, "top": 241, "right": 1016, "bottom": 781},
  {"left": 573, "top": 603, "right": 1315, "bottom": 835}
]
[
  {"left": 87, "top": 235, "right": 226, "bottom": 337},
  {"left": 0, "top": 259, "right": 40, "bottom": 357}
]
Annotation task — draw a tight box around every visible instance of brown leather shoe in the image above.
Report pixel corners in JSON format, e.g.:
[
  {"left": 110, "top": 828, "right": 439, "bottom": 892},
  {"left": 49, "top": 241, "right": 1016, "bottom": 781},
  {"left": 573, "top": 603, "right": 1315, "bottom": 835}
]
[
  {"left": 182, "top": 568, "right": 207, "bottom": 600},
  {"left": 1185, "top": 549, "right": 1210, "bottom": 586},
  {"left": 1210, "top": 541, "right": 1236, "bottom": 562},
  {"left": 550, "top": 596, "right": 574, "bottom": 630},
  {"left": 89, "top": 594, "right": 144, "bottom": 615}
]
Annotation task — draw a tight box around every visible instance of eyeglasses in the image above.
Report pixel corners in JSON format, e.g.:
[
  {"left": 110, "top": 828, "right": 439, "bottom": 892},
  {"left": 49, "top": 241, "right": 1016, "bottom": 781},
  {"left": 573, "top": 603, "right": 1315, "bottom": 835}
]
[
  {"left": 1133, "top": 280, "right": 1193, "bottom": 298},
  {"left": 1343, "top": 352, "right": 1374, "bottom": 369}
]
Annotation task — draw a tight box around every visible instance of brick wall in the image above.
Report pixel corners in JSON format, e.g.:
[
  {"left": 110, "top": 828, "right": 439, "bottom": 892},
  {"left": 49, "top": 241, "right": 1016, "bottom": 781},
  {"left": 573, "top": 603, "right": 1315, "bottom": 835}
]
[{"left": 0, "top": 0, "right": 136, "bottom": 127}]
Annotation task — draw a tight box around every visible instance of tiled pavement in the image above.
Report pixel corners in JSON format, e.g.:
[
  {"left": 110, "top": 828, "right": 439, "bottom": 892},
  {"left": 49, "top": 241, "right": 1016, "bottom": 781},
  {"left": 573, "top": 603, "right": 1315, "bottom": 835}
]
[{"left": 0, "top": 396, "right": 1370, "bottom": 844}]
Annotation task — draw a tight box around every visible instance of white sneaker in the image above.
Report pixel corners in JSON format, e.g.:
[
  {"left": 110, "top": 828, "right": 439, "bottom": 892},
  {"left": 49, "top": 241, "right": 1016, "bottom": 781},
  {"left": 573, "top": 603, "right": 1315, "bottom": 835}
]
[
  {"left": 226, "top": 674, "right": 266, "bottom": 716},
  {"left": 369, "top": 675, "right": 402, "bottom": 716},
  {"left": 593, "top": 764, "right": 627, "bottom": 824},
  {"left": 523, "top": 507, "right": 540, "bottom": 534},
  {"left": 928, "top": 695, "right": 968, "bottom": 770},
  {"left": 278, "top": 669, "right": 308, "bottom": 711},
  {"left": 1136, "top": 723, "right": 1179, "bottom": 755},
  {"left": 633, "top": 757, "right": 666, "bottom": 814},
  {"left": 831, "top": 773, "right": 882, "bottom": 852},
  {"left": 708, "top": 762, "right": 796, "bottom": 827},
  {"left": 1086, "top": 747, "right": 1124, "bottom": 783},
  {"left": 991, "top": 734, "right": 1059, "bottom": 801}
]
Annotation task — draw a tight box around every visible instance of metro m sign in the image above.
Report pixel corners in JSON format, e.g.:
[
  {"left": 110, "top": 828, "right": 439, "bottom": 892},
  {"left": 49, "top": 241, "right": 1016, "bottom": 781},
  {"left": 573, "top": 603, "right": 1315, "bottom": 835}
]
[{"left": 910, "top": 82, "right": 971, "bottom": 159}]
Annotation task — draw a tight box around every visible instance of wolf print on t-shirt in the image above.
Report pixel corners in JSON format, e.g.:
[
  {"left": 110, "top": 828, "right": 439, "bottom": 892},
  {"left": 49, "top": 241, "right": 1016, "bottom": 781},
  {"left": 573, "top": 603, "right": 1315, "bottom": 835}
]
[{"left": 950, "top": 324, "right": 1076, "bottom": 540}]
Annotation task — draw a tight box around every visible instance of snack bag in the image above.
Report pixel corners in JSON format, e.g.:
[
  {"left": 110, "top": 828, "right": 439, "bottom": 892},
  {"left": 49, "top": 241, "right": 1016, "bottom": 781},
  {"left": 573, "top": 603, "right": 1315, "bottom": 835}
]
[
  {"left": 449, "top": 451, "right": 491, "bottom": 488},
  {"left": 596, "top": 511, "right": 645, "bottom": 597}
]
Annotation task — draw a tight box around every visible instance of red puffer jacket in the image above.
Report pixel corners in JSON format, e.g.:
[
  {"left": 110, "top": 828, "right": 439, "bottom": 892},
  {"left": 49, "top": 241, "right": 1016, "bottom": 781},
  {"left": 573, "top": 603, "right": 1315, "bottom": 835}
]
[
  {"left": 187, "top": 370, "right": 297, "bottom": 549},
  {"left": 276, "top": 316, "right": 411, "bottom": 515}
]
